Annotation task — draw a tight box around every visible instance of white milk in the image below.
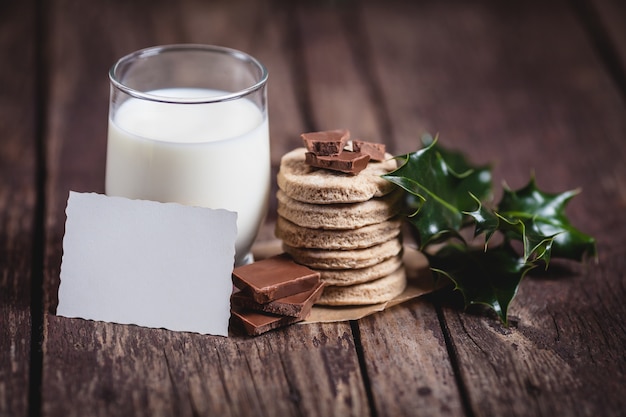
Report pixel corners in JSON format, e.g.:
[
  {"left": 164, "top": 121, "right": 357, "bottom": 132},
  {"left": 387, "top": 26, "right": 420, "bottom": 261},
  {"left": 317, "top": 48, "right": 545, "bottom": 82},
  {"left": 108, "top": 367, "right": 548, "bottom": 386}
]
[{"left": 105, "top": 88, "right": 270, "bottom": 265}]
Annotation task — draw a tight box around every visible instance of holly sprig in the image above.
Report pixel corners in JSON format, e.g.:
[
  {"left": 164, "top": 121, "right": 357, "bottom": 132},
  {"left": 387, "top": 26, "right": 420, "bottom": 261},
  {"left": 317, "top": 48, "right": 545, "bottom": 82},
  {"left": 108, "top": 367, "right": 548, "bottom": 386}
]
[{"left": 383, "top": 135, "right": 597, "bottom": 324}]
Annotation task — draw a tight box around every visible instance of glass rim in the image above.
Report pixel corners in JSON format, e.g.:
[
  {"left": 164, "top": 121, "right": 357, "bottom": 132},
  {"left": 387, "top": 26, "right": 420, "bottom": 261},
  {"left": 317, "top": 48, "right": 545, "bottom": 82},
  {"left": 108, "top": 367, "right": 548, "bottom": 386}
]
[{"left": 109, "top": 44, "right": 268, "bottom": 104}]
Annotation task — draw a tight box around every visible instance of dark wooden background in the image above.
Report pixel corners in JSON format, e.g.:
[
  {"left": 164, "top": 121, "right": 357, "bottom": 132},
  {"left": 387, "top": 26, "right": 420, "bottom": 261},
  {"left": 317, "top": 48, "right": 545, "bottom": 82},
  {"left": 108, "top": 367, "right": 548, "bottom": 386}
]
[{"left": 1, "top": 0, "right": 625, "bottom": 416}]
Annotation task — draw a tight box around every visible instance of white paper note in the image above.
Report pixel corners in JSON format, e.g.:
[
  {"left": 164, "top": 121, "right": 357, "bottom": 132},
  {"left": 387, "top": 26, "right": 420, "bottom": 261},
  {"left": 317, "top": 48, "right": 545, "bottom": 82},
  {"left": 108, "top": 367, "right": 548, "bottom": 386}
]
[{"left": 57, "top": 191, "right": 237, "bottom": 336}]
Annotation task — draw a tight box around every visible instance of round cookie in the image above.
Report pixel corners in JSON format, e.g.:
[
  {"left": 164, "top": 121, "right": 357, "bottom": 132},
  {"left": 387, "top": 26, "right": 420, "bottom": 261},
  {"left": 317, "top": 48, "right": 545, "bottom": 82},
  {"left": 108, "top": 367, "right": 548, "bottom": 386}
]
[
  {"left": 283, "top": 237, "right": 402, "bottom": 270},
  {"left": 316, "top": 266, "right": 407, "bottom": 306},
  {"left": 316, "top": 254, "right": 403, "bottom": 286},
  {"left": 277, "top": 147, "right": 398, "bottom": 204},
  {"left": 276, "top": 189, "right": 403, "bottom": 230},
  {"left": 275, "top": 215, "right": 403, "bottom": 250}
]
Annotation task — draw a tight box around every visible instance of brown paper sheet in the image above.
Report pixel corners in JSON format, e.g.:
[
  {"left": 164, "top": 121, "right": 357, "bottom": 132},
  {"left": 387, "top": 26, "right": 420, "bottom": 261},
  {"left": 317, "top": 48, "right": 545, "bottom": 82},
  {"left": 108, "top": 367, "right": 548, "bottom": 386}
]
[{"left": 251, "top": 240, "right": 445, "bottom": 324}]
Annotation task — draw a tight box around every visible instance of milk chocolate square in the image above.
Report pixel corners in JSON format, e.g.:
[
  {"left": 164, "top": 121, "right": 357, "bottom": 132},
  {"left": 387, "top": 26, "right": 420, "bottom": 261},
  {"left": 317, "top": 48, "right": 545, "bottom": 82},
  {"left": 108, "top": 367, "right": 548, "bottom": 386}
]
[
  {"left": 232, "top": 254, "right": 320, "bottom": 304},
  {"left": 231, "top": 308, "right": 302, "bottom": 336},
  {"left": 352, "top": 140, "right": 386, "bottom": 161},
  {"left": 305, "top": 151, "right": 371, "bottom": 175},
  {"left": 301, "top": 129, "right": 350, "bottom": 156},
  {"left": 231, "top": 281, "right": 325, "bottom": 318}
]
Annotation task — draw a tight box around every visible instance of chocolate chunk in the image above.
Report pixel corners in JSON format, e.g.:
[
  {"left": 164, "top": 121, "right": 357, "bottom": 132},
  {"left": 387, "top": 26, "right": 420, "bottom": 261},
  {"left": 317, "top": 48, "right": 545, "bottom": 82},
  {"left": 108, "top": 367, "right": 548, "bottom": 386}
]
[
  {"left": 231, "top": 308, "right": 302, "bottom": 336},
  {"left": 231, "top": 281, "right": 325, "bottom": 318},
  {"left": 305, "top": 151, "right": 371, "bottom": 175},
  {"left": 232, "top": 253, "right": 320, "bottom": 304},
  {"left": 352, "top": 140, "right": 386, "bottom": 161},
  {"left": 301, "top": 129, "right": 350, "bottom": 156}
]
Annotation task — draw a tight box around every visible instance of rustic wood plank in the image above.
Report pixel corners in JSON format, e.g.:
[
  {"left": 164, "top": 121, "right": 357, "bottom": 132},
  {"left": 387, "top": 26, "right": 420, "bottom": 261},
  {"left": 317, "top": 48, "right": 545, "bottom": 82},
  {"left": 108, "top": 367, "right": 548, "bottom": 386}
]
[
  {"left": 294, "top": 1, "right": 385, "bottom": 143},
  {"left": 43, "top": 317, "right": 368, "bottom": 417},
  {"left": 360, "top": 0, "right": 626, "bottom": 416},
  {"left": 40, "top": 1, "right": 369, "bottom": 416},
  {"left": 36, "top": 0, "right": 626, "bottom": 416},
  {"left": 355, "top": 299, "right": 465, "bottom": 417},
  {"left": 441, "top": 254, "right": 626, "bottom": 417},
  {"left": 0, "top": 1, "right": 37, "bottom": 417},
  {"left": 587, "top": 0, "right": 626, "bottom": 88},
  {"left": 42, "top": 0, "right": 115, "bottom": 314},
  {"left": 288, "top": 3, "right": 472, "bottom": 415}
]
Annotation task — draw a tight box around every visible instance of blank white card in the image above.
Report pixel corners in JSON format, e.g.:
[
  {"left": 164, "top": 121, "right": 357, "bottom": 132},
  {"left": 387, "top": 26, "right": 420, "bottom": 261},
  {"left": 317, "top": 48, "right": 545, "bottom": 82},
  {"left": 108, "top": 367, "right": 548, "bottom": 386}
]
[{"left": 57, "top": 192, "right": 237, "bottom": 336}]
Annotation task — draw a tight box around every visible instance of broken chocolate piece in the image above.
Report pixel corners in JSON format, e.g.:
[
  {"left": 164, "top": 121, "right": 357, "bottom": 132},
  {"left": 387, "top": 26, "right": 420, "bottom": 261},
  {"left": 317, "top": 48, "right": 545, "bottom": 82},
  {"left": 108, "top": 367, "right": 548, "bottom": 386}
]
[
  {"left": 305, "top": 151, "right": 371, "bottom": 175},
  {"left": 301, "top": 129, "right": 350, "bottom": 156},
  {"left": 231, "top": 308, "right": 302, "bottom": 336},
  {"left": 231, "top": 281, "right": 325, "bottom": 318},
  {"left": 352, "top": 140, "right": 386, "bottom": 161},
  {"left": 232, "top": 253, "right": 320, "bottom": 304}
]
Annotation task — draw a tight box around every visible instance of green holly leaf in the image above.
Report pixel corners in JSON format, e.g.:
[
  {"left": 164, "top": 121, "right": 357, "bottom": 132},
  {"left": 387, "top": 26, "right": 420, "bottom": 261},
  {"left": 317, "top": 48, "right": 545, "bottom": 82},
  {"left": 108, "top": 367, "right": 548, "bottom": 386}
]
[
  {"left": 383, "top": 135, "right": 597, "bottom": 324},
  {"left": 428, "top": 244, "right": 535, "bottom": 325},
  {"left": 382, "top": 137, "right": 492, "bottom": 248},
  {"left": 496, "top": 178, "right": 597, "bottom": 263},
  {"left": 463, "top": 193, "right": 500, "bottom": 246},
  {"left": 464, "top": 195, "right": 558, "bottom": 265}
]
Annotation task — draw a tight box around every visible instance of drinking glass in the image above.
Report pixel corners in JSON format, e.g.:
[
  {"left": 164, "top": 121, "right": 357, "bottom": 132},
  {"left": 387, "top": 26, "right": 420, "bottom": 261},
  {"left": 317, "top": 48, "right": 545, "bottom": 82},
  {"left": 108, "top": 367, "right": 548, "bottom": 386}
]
[{"left": 106, "top": 44, "right": 270, "bottom": 266}]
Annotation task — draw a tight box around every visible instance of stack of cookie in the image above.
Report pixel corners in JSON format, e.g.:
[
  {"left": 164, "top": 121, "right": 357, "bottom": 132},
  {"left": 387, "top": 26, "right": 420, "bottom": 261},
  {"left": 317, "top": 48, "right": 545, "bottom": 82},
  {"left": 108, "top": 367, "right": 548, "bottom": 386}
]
[{"left": 275, "top": 130, "right": 407, "bottom": 306}]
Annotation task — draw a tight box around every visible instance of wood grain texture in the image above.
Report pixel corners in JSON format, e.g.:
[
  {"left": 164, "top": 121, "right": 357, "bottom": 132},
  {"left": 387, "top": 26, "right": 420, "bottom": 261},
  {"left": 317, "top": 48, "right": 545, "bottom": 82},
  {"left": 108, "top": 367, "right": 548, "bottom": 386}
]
[
  {"left": 440, "top": 254, "right": 626, "bottom": 417},
  {"left": 27, "top": 0, "right": 626, "bottom": 416},
  {"left": 359, "top": 0, "right": 626, "bottom": 416},
  {"left": 301, "top": 3, "right": 468, "bottom": 415},
  {"left": 40, "top": 1, "right": 369, "bottom": 416},
  {"left": 589, "top": 0, "right": 626, "bottom": 88},
  {"left": 356, "top": 299, "right": 465, "bottom": 417},
  {"left": 42, "top": 317, "right": 368, "bottom": 417},
  {"left": 294, "top": 1, "right": 385, "bottom": 144},
  {"left": 0, "top": 1, "right": 37, "bottom": 416}
]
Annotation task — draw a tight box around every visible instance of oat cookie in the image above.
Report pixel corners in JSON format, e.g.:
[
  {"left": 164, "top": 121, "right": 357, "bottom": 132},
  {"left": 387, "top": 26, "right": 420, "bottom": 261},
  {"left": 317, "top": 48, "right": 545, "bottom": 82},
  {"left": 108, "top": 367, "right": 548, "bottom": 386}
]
[
  {"left": 283, "top": 237, "right": 402, "bottom": 270},
  {"left": 275, "top": 216, "right": 402, "bottom": 250},
  {"left": 316, "top": 254, "right": 403, "bottom": 286},
  {"left": 316, "top": 266, "right": 407, "bottom": 305},
  {"left": 276, "top": 189, "right": 403, "bottom": 230},
  {"left": 277, "top": 147, "right": 398, "bottom": 204}
]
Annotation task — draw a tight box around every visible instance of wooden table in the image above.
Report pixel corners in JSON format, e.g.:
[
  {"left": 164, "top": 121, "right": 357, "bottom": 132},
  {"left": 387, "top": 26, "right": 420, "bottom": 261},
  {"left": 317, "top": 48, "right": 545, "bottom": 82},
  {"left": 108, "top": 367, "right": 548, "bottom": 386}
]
[{"left": 2, "top": 0, "right": 625, "bottom": 416}]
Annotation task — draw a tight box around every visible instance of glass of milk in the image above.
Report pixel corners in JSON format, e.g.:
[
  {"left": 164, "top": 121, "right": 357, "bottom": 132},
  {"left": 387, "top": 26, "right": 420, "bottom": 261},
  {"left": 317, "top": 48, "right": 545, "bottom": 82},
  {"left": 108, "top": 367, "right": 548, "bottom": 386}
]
[{"left": 106, "top": 44, "right": 269, "bottom": 266}]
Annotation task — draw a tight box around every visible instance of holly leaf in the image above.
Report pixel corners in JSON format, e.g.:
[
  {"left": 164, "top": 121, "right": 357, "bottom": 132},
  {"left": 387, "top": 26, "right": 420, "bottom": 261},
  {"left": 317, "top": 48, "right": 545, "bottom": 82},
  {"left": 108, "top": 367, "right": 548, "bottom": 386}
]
[
  {"left": 383, "top": 135, "right": 597, "bottom": 324},
  {"left": 382, "top": 137, "right": 492, "bottom": 248},
  {"left": 463, "top": 193, "right": 500, "bottom": 246},
  {"left": 428, "top": 244, "right": 535, "bottom": 325},
  {"left": 464, "top": 195, "right": 558, "bottom": 265},
  {"left": 496, "top": 178, "right": 597, "bottom": 263}
]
